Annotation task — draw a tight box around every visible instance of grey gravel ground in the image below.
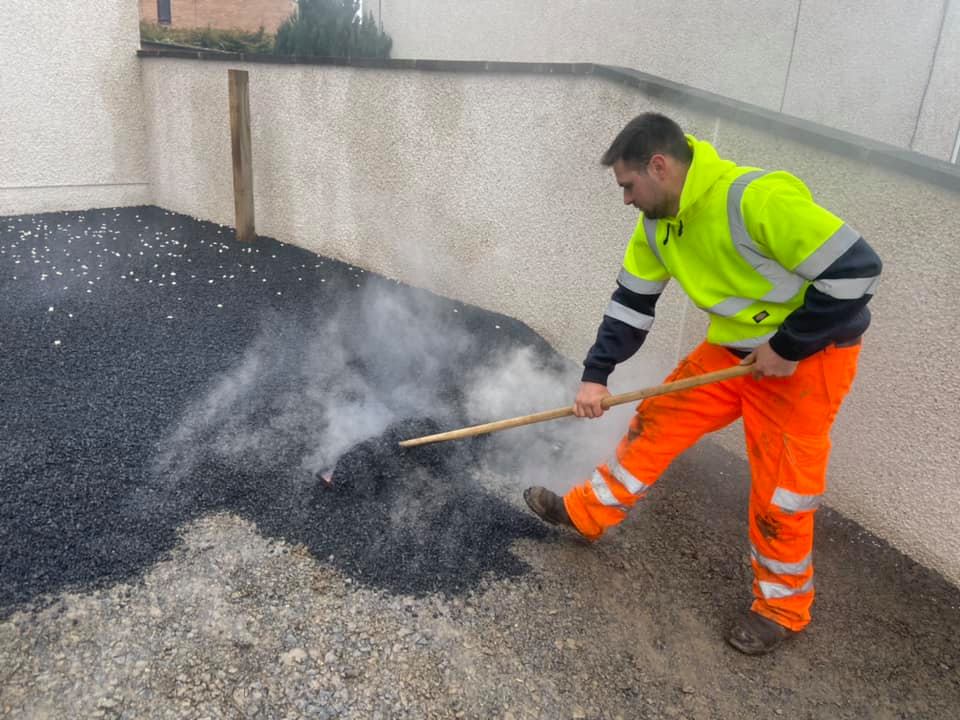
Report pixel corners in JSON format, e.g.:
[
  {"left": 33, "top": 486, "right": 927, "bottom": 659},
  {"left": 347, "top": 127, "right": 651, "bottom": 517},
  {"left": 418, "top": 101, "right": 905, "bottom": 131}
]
[
  {"left": 4, "top": 451, "right": 960, "bottom": 719},
  {"left": 3, "top": 208, "right": 959, "bottom": 719}
]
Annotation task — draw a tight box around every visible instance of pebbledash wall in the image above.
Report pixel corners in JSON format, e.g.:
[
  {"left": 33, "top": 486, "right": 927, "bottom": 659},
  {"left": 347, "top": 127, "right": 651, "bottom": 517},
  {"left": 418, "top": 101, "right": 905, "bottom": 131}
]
[
  {"left": 137, "top": 52, "right": 960, "bottom": 586},
  {"left": 381, "top": 0, "right": 960, "bottom": 163},
  {"left": 0, "top": 1, "right": 150, "bottom": 215}
]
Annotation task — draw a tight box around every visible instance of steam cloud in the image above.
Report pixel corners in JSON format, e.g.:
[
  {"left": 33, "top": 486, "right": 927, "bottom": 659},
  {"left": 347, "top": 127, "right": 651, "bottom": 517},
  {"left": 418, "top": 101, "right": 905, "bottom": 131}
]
[{"left": 151, "top": 278, "right": 657, "bottom": 500}]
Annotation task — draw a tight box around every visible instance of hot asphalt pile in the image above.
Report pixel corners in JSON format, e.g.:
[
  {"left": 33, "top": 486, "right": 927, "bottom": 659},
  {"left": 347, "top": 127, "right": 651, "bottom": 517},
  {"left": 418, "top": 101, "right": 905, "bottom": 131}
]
[
  {"left": 0, "top": 206, "right": 555, "bottom": 616},
  {"left": 317, "top": 418, "right": 549, "bottom": 594}
]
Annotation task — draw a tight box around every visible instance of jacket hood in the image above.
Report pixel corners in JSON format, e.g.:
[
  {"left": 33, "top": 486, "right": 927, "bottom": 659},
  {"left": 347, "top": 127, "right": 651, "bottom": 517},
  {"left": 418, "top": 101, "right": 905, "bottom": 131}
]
[{"left": 675, "top": 135, "right": 737, "bottom": 219}]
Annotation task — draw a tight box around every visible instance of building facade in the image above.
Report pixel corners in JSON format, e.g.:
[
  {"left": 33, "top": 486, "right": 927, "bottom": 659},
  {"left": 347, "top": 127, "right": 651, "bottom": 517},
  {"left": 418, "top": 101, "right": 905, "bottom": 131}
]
[{"left": 139, "top": 0, "right": 295, "bottom": 33}]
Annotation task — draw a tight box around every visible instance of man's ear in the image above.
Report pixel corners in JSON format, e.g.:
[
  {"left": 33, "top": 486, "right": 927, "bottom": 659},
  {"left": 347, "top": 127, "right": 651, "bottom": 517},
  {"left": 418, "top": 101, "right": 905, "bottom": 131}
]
[{"left": 647, "top": 153, "right": 668, "bottom": 180}]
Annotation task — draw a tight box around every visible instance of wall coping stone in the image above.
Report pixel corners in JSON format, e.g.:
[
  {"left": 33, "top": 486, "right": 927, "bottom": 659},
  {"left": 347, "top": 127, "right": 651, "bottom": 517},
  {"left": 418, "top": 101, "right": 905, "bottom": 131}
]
[{"left": 137, "top": 47, "right": 960, "bottom": 191}]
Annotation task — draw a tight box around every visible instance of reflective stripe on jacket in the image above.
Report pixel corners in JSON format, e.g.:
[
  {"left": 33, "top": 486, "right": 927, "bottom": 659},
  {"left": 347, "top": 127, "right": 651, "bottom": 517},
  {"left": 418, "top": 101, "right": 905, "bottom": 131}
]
[{"left": 582, "top": 136, "right": 882, "bottom": 384}]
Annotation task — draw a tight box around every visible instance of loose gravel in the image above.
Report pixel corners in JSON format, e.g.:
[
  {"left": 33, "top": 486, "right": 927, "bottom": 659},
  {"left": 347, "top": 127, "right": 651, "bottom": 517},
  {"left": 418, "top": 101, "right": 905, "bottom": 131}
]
[{"left": 0, "top": 206, "right": 558, "bottom": 613}]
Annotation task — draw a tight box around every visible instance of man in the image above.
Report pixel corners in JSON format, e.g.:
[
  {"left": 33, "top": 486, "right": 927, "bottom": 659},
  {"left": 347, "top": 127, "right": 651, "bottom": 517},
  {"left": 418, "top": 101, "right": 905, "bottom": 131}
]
[{"left": 523, "top": 113, "right": 882, "bottom": 655}]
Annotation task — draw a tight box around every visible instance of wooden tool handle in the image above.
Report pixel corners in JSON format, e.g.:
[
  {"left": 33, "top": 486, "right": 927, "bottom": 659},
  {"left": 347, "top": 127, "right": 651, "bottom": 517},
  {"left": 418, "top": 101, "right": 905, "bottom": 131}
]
[{"left": 398, "top": 363, "right": 753, "bottom": 448}]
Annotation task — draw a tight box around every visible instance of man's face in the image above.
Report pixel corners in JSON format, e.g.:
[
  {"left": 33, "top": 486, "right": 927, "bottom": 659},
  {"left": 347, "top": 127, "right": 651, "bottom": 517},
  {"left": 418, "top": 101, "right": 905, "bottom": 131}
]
[{"left": 612, "top": 158, "right": 671, "bottom": 219}]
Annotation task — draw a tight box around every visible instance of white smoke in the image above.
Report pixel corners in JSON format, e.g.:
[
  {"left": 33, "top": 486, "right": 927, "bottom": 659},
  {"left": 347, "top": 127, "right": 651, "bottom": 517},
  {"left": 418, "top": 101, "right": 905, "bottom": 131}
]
[
  {"left": 150, "top": 280, "right": 472, "bottom": 484},
  {"left": 461, "top": 345, "right": 660, "bottom": 494},
  {"left": 149, "top": 272, "right": 665, "bottom": 500}
]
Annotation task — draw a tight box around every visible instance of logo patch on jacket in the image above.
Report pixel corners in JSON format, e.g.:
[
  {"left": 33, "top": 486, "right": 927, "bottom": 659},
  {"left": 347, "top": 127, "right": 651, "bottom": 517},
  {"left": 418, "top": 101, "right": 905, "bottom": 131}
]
[{"left": 752, "top": 310, "right": 770, "bottom": 323}]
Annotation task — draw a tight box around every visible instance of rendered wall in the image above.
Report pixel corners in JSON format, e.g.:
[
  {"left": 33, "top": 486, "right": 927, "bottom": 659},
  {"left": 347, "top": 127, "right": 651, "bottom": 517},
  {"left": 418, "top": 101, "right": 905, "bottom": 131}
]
[
  {"left": 0, "top": 1, "right": 149, "bottom": 215},
  {"left": 912, "top": 0, "right": 960, "bottom": 160},
  {"left": 139, "top": 57, "right": 960, "bottom": 585},
  {"left": 381, "top": 0, "right": 960, "bottom": 161}
]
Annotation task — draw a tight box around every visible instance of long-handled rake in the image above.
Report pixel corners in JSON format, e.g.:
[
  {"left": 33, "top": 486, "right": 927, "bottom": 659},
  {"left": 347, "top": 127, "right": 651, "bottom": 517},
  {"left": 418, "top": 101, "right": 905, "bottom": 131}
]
[{"left": 398, "top": 363, "right": 753, "bottom": 448}]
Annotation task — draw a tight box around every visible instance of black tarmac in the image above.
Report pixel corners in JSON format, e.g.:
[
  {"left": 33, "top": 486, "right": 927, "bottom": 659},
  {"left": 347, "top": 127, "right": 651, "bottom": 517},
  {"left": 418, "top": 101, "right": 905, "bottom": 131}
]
[
  {"left": 0, "top": 206, "right": 555, "bottom": 616},
  {"left": 315, "top": 418, "right": 549, "bottom": 593}
]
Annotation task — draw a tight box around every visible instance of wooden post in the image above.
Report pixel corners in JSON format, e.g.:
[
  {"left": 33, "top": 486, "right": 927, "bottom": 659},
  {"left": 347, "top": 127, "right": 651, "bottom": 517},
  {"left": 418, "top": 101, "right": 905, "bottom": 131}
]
[{"left": 228, "top": 69, "right": 255, "bottom": 243}]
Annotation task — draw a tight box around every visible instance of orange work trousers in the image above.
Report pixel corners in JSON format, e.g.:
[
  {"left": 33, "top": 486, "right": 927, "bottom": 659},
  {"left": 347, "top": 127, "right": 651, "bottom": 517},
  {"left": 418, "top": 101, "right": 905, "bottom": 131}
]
[{"left": 564, "top": 340, "right": 861, "bottom": 631}]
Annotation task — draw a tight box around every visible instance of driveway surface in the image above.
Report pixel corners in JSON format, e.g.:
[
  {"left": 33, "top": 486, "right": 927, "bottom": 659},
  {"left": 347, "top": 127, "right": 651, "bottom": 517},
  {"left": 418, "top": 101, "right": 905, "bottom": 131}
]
[{"left": 2, "top": 207, "right": 957, "bottom": 719}]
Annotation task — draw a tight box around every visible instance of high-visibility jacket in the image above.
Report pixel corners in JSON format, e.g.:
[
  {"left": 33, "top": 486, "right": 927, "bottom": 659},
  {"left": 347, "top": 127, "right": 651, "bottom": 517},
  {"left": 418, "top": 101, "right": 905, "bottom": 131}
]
[{"left": 583, "top": 136, "right": 882, "bottom": 385}]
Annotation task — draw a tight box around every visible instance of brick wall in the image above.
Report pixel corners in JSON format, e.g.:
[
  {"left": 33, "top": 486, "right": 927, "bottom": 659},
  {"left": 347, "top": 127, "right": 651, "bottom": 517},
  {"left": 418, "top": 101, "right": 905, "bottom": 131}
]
[{"left": 139, "top": 0, "right": 295, "bottom": 33}]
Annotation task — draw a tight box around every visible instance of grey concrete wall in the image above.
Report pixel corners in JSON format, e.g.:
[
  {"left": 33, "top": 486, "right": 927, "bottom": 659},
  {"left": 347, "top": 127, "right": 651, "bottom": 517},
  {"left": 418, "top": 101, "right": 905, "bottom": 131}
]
[
  {"left": 0, "top": 1, "right": 149, "bottom": 216},
  {"left": 781, "top": 0, "right": 945, "bottom": 148},
  {"left": 381, "top": 0, "right": 959, "bottom": 161},
  {"left": 382, "top": 0, "right": 797, "bottom": 110},
  {"left": 914, "top": 0, "right": 960, "bottom": 160},
  {"left": 139, "top": 57, "right": 960, "bottom": 585}
]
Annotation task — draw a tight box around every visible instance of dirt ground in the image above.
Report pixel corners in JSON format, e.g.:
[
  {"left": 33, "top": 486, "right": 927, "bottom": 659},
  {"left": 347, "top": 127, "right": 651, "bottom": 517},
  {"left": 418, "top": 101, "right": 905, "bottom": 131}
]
[{"left": 3, "top": 442, "right": 959, "bottom": 719}]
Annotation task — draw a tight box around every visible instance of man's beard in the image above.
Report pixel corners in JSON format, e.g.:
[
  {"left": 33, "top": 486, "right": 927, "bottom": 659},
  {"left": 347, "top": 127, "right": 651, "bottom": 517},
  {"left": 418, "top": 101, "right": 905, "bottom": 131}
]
[{"left": 643, "top": 203, "right": 669, "bottom": 219}]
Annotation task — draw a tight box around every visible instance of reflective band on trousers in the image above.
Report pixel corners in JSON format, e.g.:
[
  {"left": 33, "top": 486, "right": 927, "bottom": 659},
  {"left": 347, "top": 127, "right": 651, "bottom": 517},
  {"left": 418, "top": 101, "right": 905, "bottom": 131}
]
[
  {"left": 590, "top": 470, "right": 628, "bottom": 512},
  {"left": 759, "top": 577, "right": 814, "bottom": 599},
  {"left": 771, "top": 487, "right": 821, "bottom": 514},
  {"left": 814, "top": 275, "right": 881, "bottom": 299},
  {"left": 751, "top": 545, "right": 812, "bottom": 576},
  {"left": 604, "top": 300, "right": 655, "bottom": 331},
  {"left": 617, "top": 267, "right": 668, "bottom": 295},
  {"left": 609, "top": 456, "right": 649, "bottom": 496}
]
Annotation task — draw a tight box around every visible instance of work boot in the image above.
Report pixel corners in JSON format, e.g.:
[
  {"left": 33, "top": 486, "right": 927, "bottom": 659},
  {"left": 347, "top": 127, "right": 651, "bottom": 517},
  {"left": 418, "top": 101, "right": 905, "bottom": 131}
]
[
  {"left": 523, "top": 486, "right": 575, "bottom": 530},
  {"left": 725, "top": 610, "right": 797, "bottom": 656}
]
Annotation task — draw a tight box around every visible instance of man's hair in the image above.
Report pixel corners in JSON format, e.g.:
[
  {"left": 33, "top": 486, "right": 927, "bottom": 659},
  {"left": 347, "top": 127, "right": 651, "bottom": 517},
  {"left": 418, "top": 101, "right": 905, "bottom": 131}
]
[{"left": 601, "top": 113, "right": 692, "bottom": 168}]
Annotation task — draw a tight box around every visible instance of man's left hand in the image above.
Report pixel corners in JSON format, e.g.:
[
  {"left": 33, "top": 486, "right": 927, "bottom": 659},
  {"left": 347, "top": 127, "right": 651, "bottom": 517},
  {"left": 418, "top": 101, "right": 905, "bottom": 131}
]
[{"left": 741, "top": 342, "right": 798, "bottom": 379}]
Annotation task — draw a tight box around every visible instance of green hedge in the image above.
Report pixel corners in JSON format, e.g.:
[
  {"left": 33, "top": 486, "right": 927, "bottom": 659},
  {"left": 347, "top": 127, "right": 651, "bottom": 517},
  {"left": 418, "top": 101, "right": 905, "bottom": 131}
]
[{"left": 275, "top": 1, "right": 392, "bottom": 58}]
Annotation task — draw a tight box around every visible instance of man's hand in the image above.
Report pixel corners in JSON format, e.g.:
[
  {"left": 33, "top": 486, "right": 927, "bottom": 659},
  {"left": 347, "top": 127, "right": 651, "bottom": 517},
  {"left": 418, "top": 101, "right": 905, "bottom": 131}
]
[
  {"left": 574, "top": 381, "right": 612, "bottom": 418},
  {"left": 741, "top": 342, "right": 798, "bottom": 379}
]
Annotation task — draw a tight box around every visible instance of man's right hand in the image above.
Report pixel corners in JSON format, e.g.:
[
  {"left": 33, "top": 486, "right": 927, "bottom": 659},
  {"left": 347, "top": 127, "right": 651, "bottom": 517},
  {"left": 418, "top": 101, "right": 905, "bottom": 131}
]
[{"left": 574, "top": 381, "right": 612, "bottom": 419}]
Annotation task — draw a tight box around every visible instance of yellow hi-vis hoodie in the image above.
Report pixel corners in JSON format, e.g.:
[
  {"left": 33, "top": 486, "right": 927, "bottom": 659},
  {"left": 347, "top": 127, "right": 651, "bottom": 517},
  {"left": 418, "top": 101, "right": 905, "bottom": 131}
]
[{"left": 582, "top": 135, "right": 882, "bottom": 385}]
